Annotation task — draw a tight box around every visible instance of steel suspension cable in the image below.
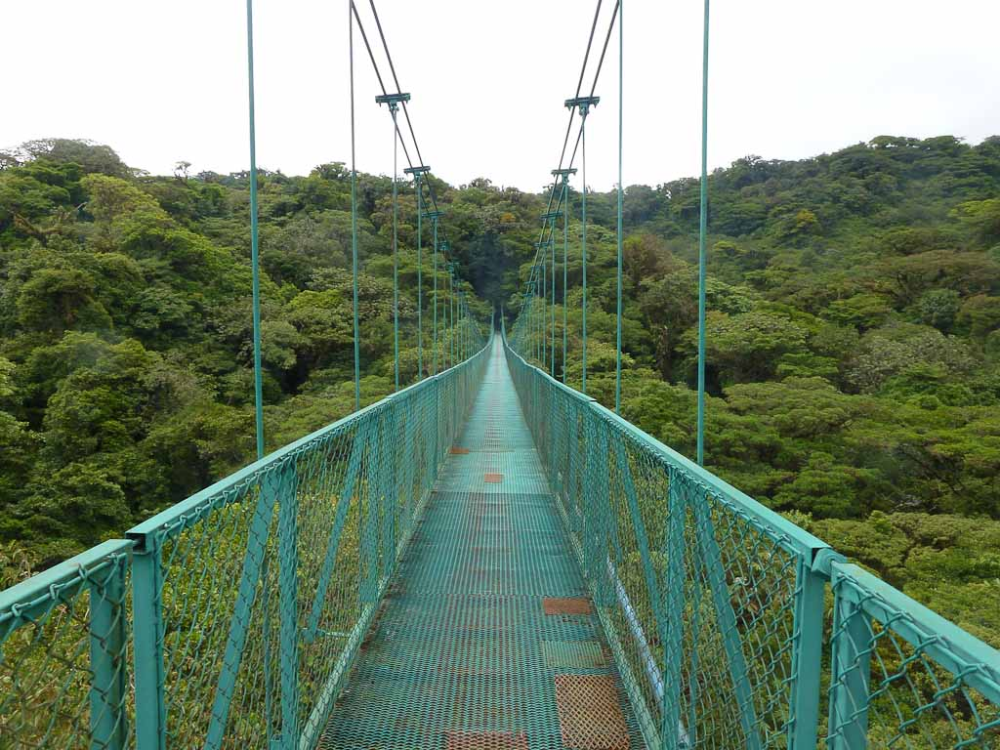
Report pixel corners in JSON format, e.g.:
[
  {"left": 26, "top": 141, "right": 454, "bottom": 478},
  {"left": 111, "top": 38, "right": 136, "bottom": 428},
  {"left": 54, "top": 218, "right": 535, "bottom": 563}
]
[
  {"left": 391, "top": 102, "right": 400, "bottom": 391},
  {"left": 550, "top": 237, "right": 556, "bottom": 377},
  {"left": 355, "top": 0, "right": 469, "bottom": 364},
  {"left": 563, "top": 178, "right": 569, "bottom": 383},
  {"left": 581, "top": 109, "right": 589, "bottom": 394},
  {"left": 697, "top": 0, "right": 710, "bottom": 465},
  {"left": 567, "top": 1, "right": 620, "bottom": 172},
  {"left": 350, "top": 1, "right": 414, "bottom": 168},
  {"left": 432, "top": 224, "right": 437, "bottom": 374},
  {"left": 533, "top": 0, "right": 606, "bottom": 252},
  {"left": 541, "top": 253, "right": 546, "bottom": 368},
  {"left": 416, "top": 175, "right": 423, "bottom": 379},
  {"left": 528, "top": 1, "right": 619, "bottom": 284},
  {"left": 245, "top": 0, "right": 264, "bottom": 460},
  {"left": 368, "top": 0, "right": 426, "bottom": 169},
  {"left": 615, "top": 0, "right": 624, "bottom": 414},
  {"left": 349, "top": 0, "right": 361, "bottom": 411}
]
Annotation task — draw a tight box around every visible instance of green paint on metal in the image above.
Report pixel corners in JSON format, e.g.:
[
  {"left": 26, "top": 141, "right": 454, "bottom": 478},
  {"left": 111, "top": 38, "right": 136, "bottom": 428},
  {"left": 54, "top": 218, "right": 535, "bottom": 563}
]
[
  {"left": 616, "top": 0, "right": 624, "bottom": 415},
  {"left": 349, "top": 4, "right": 360, "bottom": 411},
  {"left": 550, "top": 232, "right": 556, "bottom": 378},
  {"left": 88, "top": 552, "right": 128, "bottom": 749},
  {"left": 203, "top": 471, "right": 279, "bottom": 750},
  {"left": 696, "top": 0, "right": 710, "bottom": 466},
  {"left": 131, "top": 543, "right": 165, "bottom": 750},
  {"left": 390, "top": 101, "right": 401, "bottom": 391},
  {"left": 246, "top": 0, "right": 264, "bottom": 460},
  {"left": 278, "top": 465, "right": 300, "bottom": 749},
  {"left": 415, "top": 172, "right": 424, "bottom": 379},
  {"left": 691, "top": 497, "right": 762, "bottom": 750},
  {"left": 562, "top": 175, "right": 570, "bottom": 383},
  {"left": 319, "top": 338, "right": 645, "bottom": 749}
]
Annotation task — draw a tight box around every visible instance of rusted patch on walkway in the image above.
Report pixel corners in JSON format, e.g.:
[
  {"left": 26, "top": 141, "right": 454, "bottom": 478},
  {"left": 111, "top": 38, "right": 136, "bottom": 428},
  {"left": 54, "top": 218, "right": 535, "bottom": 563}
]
[
  {"left": 450, "top": 447, "right": 471, "bottom": 455},
  {"left": 554, "top": 674, "right": 630, "bottom": 749},
  {"left": 484, "top": 473, "right": 503, "bottom": 483},
  {"left": 543, "top": 597, "right": 591, "bottom": 616},
  {"left": 444, "top": 730, "right": 529, "bottom": 749}
]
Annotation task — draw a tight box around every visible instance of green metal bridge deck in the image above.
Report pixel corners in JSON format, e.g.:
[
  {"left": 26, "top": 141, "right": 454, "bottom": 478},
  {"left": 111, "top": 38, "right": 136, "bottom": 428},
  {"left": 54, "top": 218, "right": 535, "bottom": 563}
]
[{"left": 320, "top": 338, "right": 644, "bottom": 749}]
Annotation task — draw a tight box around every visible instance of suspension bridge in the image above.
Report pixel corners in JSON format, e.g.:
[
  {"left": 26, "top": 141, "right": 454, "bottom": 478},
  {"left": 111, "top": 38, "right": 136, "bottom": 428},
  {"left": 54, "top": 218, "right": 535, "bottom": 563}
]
[{"left": 2, "top": 1, "right": 999, "bottom": 749}]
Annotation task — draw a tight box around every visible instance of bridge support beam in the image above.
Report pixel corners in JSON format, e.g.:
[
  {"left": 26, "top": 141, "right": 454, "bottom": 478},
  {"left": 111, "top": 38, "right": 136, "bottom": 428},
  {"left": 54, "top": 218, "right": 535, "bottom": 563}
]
[
  {"left": 788, "top": 558, "right": 827, "bottom": 749},
  {"left": 827, "top": 570, "right": 872, "bottom": 750}
]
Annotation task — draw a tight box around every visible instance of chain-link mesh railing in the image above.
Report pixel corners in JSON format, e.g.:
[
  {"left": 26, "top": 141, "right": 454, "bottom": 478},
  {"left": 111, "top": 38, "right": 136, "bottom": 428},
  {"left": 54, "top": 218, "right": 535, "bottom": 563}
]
[
  {"left": 0, "top": 540, "right": 132, "bottom": 749},
  {"left": 504, "top": 312, "right": 1000, "bottom": 750},
  {"left": 0, "top": 330, "right": 490, "bottom": 750},
  {"left": 827, "top": 563, "right": 1000, "bottom": 749}
]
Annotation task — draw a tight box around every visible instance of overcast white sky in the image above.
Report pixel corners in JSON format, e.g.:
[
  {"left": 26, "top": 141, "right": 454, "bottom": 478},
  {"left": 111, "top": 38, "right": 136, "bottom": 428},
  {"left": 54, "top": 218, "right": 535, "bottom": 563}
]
[{"left": 3, "top": 0, "right": 999, "bottom": 191}]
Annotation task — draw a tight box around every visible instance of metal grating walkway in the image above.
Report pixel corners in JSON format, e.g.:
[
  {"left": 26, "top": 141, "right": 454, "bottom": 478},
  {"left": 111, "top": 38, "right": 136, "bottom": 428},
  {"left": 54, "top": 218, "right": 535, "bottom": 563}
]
[{"left": 320, "top": 337, "right": 646, "bottom": 749}]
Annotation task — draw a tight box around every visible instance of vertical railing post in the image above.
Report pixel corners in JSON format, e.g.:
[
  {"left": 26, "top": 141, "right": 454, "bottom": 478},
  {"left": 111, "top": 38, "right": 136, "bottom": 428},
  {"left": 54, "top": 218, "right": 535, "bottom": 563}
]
[
  {"left": 361, "top": 413, "right": 381, "bottom": 603},
  {"left": 276, "top": 464, "right": 299, "bottom": 748},
  {"left": 661, "top": 471, "right": 688, "bottom": 750},
  {"left": 89, "top": 551, "right": 128, "bottom": 750},
  {"left": 382, "top": 407, "right": 397, "bottom": 577},
  {"left": 131, "top": 541, "right": 166, "bottom": 750},
  {"left": 828, "top": 569, "right": 871, "bottom": 750},
  {"left": 787, "top": 555, "right": 830, "bottom": 749}
]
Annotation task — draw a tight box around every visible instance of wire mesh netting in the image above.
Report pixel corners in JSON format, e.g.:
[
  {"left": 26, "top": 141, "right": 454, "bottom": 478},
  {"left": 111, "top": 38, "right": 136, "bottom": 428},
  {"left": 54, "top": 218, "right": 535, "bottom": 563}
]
[
  {"left": 3, "top": 301, "right": 999, "bottom": 750},
  {"left": 0, "top": 540, "right": 132, "bottom": 749},
  {"left": 319, "top": 337, "right": 647, "bottom": 749},
  {"left": 0, "top": 325, "right": 489, "bottom": 750},
  {"left": 504, "top": 309, "right": 1000, "bottom": 750},
  {"left": 826, "top": 563, "right": 1000, "bottom": 749},
  {"left": 127, "top": 339, "right": 490, "bottom": 749}
]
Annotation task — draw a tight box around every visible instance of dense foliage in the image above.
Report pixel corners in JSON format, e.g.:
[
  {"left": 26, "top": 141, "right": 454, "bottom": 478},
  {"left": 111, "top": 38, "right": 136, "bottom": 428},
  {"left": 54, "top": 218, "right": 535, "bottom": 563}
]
[
  {"left": 498, "top": 135, "right": 1000, "bottom": 648},
  {"left": 0, "top": 138, "right": 486, "bottom": 566},
  {"left": 1, "top": 135, "right": 998, "bottom": 649}
]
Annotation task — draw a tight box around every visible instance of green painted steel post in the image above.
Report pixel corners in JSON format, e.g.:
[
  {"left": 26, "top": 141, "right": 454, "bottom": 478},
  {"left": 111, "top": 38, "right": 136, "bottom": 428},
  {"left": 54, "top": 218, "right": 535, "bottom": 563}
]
[
  {"left": 277, "top": 466, "right": 299, "bottom": 748},
  {"left": 349, "top": 2, "right": 360, "bottom": 411},
  {"left": 534, "top": 272, "right": 540, "bottom": 364},
  {"left": 550, "top": 239, "right": 556, "bottom": 377},
  {"left": 581, "top": 114, "right": 589, "bottom": 395},
  {"left": 662, "top": 474, "right": 687, "bottom": 750},
  {"left": 443, "top": 260, "right": 449, "bottom": 370},
  {"left": 563, "top": 178, "right": 569, "bottom": 384},
  {"left": 615, "top": 0, "right": 624, "bottom": 415},
  {"left": 450, "top": 265, "right": 456, "bottom": 369},
  {"left": 696, "top": 0, "right": 710, "bottom": 465},
  {"left": 131, "top": 544, "right": 165, "bottom": 750},
  {"left": 541, "top": 255, "right": 546, "bottom": 370},
  {"left": 88, "top": 556, "right": 127, "bottom": 750},
  {"left": 828, "top": 571, "right": 871, "bottom": 750},
  {"left": 788, "top": 558, "right": 827, "bottom": 749},
  {"left": 391, "top": 102, "right": 400, "bottom": 392},
  {"left": 416, "top": 175, "right": 423, "bottom": 379},
  {"left": 361, "top": 418, "right": 380, "bottom": 602},
  {"left": 432, "top": 220, "right": 438, "bottom": 375},
  {"left": 247, "top": 0, "right": 264, "bottom": 460}
]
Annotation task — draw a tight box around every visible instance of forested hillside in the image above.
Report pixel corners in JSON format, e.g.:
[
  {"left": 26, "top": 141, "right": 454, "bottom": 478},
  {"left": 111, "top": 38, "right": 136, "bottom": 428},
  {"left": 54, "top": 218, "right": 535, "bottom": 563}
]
[{"left": 1, "top": 135, "right": 998, "bottom": 645}]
